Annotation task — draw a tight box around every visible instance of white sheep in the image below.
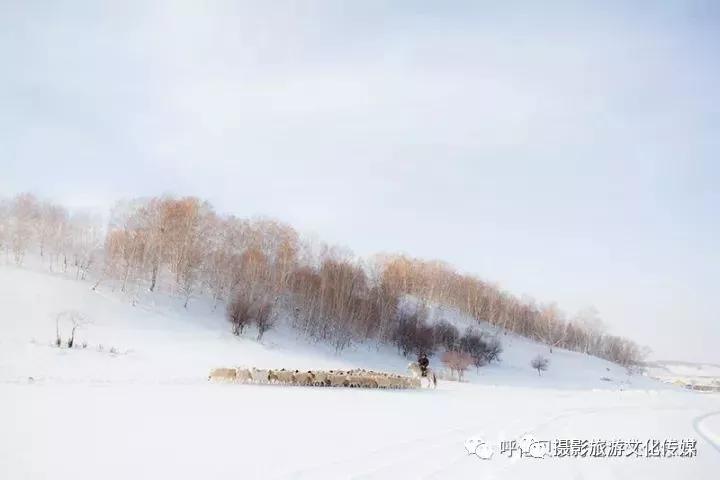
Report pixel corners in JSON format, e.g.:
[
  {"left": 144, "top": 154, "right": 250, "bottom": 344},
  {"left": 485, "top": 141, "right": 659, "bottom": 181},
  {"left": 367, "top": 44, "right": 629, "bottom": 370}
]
[
  {"left": 272, "top": 369, "right": 295, "bottom": 384},
  {"left": 360, "top": 376, "right": 378, "bottom": 388},
  {"left": 346, "top": 374, "right": 364, "bottom": 388},
  {"left": 328, "top": 371, "right": 349, "bottom": 387},
  {"left": 293, "top": 370, "right": 315, "bottom": 386},
  {"left": 373, "top": 375, "right": 394, "bottom": 389},
  {"left": 311, "top": 370, "right": 329, "bottom": 386},
  {"left": 408, "top": 377, "right": 421, "bottom": 389},
  {"left": 250, "top": 368, "right": 270, "bottom": 384},
  {"left": 208, "top": 368, "right": 237, "bottom": 383},
  {"left": 235, "top": 367, "right": 252, "bottom": 383}
]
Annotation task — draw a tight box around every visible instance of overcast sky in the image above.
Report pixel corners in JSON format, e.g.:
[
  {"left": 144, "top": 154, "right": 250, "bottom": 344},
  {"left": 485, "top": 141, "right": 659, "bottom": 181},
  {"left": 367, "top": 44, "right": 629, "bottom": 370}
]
[{"left": 1, "top": 1, "right": 718, "bottom": 363}]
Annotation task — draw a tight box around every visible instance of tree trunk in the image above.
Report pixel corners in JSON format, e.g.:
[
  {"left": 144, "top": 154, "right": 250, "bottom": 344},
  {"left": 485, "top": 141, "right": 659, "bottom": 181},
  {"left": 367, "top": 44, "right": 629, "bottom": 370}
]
[{"left": 149, "top": 263, "right": 158, "bottom": 292}]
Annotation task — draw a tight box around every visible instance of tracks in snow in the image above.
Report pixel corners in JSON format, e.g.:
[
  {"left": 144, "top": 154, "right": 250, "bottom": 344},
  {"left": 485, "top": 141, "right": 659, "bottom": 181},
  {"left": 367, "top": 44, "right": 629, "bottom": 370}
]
[{"left": 693, "top": 409, "right": 720, "bottom": 454}]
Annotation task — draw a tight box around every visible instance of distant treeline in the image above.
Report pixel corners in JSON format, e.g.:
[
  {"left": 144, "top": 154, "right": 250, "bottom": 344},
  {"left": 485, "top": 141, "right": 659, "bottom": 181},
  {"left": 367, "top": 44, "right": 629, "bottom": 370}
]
[{"left": 0, "top": 192, "right": 646, "bottom": 366}]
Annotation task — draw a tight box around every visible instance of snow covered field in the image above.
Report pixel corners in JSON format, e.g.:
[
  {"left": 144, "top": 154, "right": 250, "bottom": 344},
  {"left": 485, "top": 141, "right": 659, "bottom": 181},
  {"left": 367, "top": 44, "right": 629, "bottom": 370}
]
[
  {"left": 1, "top": 264, "right": 719, "bottom": 479},
  {"left": 646, "top": 360, "right": 720, "bottom": 390}
]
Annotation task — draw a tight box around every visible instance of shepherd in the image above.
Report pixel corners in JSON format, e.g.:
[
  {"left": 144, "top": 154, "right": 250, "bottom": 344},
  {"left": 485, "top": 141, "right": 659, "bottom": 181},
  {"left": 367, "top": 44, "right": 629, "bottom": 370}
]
[
  {"left": 418, "top": 353, "right": 430, "bottom": 377},
  {"left": 407, "top": 353, "right": 436, "bottom": 388}
]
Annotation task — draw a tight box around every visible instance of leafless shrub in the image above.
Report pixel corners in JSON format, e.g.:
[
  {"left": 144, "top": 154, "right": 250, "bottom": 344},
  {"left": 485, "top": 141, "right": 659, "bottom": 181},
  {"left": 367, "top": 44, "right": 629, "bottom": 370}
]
[
  {"left": 458, "top": 329, "right": 492, "bottom": 371},
  {"left": 484, "top": 336, "right": 503, "bottom": 363},
  {"left": 433, "top": 320, "right": 459, "bottom": 351},
  {"left": 531, "top": 354, "right": 549, "bottom": 376},
  {"left": 391, "top": 307, "right": 435, "bottom": 357},
  {"left": 253, "top": 301, "right": 274, "bottom": 341},
  {"left": 55, "top": 310, "right": 89, "bottom": 349},
  {"left": 227, "top": 293, "right": 254, "bottom": 336},
  {"left": 442, "top": 350, "right": 473, "bottom": 381}
]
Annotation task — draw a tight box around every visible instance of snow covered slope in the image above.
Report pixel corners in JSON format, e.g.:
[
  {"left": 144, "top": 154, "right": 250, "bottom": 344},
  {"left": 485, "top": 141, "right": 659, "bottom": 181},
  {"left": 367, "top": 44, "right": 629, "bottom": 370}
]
[
  {"left": 0, "top": 264, "right": 649, "bottom": 389},
  {"left": 1, "top": 264, "right": 719, "bottom": 479}
]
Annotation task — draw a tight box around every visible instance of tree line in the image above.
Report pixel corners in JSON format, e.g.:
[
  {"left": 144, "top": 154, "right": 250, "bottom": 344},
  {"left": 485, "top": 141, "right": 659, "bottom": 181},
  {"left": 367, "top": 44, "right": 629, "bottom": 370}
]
[
  {"left": 0, "top": 192, "right": 646, "bottom": 367},
  {"left": 0, "top": 193, "right": 100, "bottom": 279}
]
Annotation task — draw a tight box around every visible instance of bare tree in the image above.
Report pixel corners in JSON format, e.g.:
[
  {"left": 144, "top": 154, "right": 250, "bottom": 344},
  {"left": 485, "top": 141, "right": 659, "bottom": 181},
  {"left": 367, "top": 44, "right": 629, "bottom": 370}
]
[
  {"left": 138, "top": 198, "right": 166, "bottom": 292},
  {"left": 391, "top": 306, "right": 434, "bottom": 357},
  {"left": 531, "top": 355, "right": 549, "bottom": 376},
  {"left": 67, "top": 213, "right": 102, "bottom": 280},
  {"left": 9, "top": 193, "right": 39, "bottom": 265},
  {"left": 442, "top": 350, "right": 473, "bottom": 381},
  {"left": 253, "top": 301, "right": 274, "bottom": 341},
  {"left": 105, "top": 228, "right": 146, "bottom": 292},
  {"left": 484, "top": 336, "right": 503, "bottom": 363},
  {"left": 55, "top": 310, "right": 89, "bottom": 348},
  {"left": 35, "top": 200, "right": 67, "bottom": 260},
  {"left": 227, "top": 291, "right": 254, "bottom": 336},
  {"left": 458, "top": 329, "right": 488, "bottom": 371},
  {"left": 433, "top": 320, "right": 459, "bottom": 351}
]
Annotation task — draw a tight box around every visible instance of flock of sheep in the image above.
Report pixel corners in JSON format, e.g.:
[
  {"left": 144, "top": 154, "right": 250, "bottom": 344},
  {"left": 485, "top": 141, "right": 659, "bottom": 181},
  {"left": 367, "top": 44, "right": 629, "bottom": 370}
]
[{"left": 208, "top": 366, "right": 422, "bottom": 389}]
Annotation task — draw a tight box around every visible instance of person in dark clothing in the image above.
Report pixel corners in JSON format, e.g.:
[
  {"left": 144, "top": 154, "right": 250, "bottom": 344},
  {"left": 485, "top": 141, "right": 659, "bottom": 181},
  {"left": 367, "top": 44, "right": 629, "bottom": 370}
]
[{"left": 418, "top": 353, "right": 430, "bottom": 377}]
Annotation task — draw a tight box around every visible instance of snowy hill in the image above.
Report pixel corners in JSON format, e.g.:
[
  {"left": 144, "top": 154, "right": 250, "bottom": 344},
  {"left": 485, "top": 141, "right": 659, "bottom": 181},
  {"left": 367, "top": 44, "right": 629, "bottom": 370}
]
[
  {"left": 1, "top": 264, "right": 650, "bottom": 390},
  {"left": 1, "top": 264, "right": 719, "bottom": 479}
]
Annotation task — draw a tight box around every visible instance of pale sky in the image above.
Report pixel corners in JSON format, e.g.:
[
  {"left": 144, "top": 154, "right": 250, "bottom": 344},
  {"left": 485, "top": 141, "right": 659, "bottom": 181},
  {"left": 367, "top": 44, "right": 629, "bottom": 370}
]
[{"left": 1, "top": 1, "right": 718, "bottom": 363}]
